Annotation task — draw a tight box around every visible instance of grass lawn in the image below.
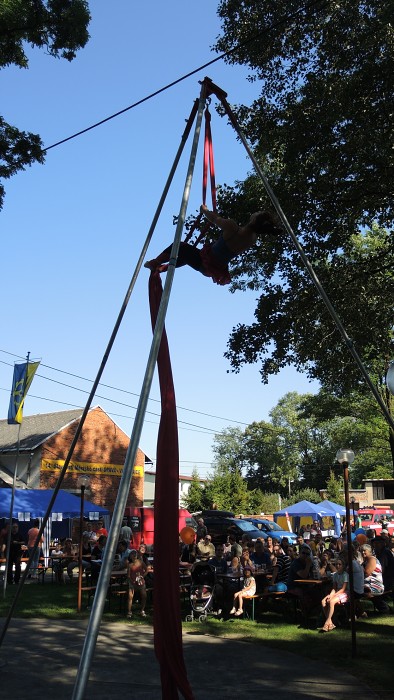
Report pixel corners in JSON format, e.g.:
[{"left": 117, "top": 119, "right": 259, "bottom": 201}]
[{"left": 0, "top": 581, "right": 393, "bottom": 698}]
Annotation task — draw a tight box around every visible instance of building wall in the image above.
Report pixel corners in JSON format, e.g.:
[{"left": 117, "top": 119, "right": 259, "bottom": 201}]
[{"left": 39, "top": 407, "right": 144, "bottom": 511}]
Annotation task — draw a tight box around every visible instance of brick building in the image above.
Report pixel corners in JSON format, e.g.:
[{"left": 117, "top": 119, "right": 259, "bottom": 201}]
[{"left": 0, "top": 406, "right": 151, "bottom": 512}]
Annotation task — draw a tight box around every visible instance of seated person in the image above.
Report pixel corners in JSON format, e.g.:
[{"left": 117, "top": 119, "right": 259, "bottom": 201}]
[
  {"left": 268, "top": 543, "right": 291, "bottom": 592},
  {"left": 83, "top": 522, "right": 98, "bottom": 542},
  {"left": 90, "top": 535, "right": 107, "bottom": 582},
  {"left": 361, "top": 543, "right": 384, "bottom": 598},
  {"left": 209, "top": 544, "right": 228, "bottom": 614},
  {"left": 240, "top": 547, "right": 255, "bottom": 573},
  {"left": 53, "top": 538, "right": 75, "bottom": 584},
  {"left": 112, "top": 539, "right": 131, "bottom": 570},
  {"left": 197, "top": 534, "right": 215, "bottom": 560},
  {"left": 320, "top": 558, "right": 348, "bottom": 632},
  {"left": 250, "top": 540, "right": 271, "bottom": 570},
  {"left": 230, "top": 566, "right": 256, "bottom": 616},
  {"left": 209, "top": 545, "right": 228, "bottom": 575},
  {"left": 180, "top": 540, "right": 197, "bottom": 566},
  {"left": 227, "top": 534, "right": 242, "bottom": 559},
  {"left": 66, "top": 535, "right": 92, "bottom": 580},
  {"left": 287, "top": 544, "right": 318, "bottom": 614},
  {"left": 222, "top": 556, "right": 242, "bottom": 613}
]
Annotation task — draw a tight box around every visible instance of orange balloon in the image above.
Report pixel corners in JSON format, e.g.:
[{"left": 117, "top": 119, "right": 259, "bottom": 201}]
[
  {"left": 356, "top": 533, "right": 367, "bottom": 544},
  {"left": 180, "top": 526, "right": 195, "bottom": 545}
]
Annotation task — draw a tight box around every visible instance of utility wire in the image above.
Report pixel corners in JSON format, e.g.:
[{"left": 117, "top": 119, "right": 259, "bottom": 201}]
[
  {"left": 43, "top": 0, "right": 327, "bottom": 153},
  {"left": 0, "top": 351, "right": 249, "bottom": 426}
]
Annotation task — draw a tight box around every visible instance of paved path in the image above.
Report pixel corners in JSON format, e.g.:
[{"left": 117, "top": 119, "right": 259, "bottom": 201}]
[{"left": 0, "top": 619, "right": 383, "bottom": 699}]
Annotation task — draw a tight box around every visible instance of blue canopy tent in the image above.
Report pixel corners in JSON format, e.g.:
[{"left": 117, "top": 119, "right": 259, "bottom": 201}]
[
  {"left": 274, "top": 499, "right": 333, "bottom": 534},
  {"left": 316, "top": 500, "right": 344, "bottom": 537},
  {"left": 316, "top": 500, "right": 349, "bottom": 537},
  {"left": 0, "top": 489, "right": 109, "bottom": 561},
  {"left": 0, "top": 488, "right": 109, "bottom": 519}
]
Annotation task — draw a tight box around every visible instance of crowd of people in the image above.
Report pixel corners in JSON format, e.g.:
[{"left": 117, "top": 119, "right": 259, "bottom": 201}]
[
  {"left": 179, "top": 516, "right": 394, "bottom": 627},
  {"left": 1, "top": 514, "right": 393, "bottom": 626}
]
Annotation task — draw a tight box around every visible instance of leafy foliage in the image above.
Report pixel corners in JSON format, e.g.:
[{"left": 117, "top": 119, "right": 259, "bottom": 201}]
[
  {"left": 284, "top": 487, "right": 321, "bottom": 507},
  {"left": 0, "top": 1, "right": 91, "bottom": 209},
  {"left": 210, "top": 2, "right": 394, "bottom": 443},
  {"left": 325, "top": 470, "right": 345, "bottom": 505},
  {"left": 180, "top": 468, "right": 205, "bottom": 513}
]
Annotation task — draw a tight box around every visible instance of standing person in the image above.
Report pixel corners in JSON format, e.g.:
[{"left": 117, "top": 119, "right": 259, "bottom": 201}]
[
  {"left": 27, "top": 518, "right": 43, "bottom": 580},
  {"left": 230, "top": 566, "right": 256, "bottom": 616},
  {"left": 126, "top": 550, "right": 148, "bottom": 619},
  {"left": 7, "top": 523, "right": 25, "bottom": 585},
  {"left": 311, "top": 520, "right": 322, "bottom": 537},
  {"left": 320, "top": 558, "right": 349, "bottom": 632},
  {"left": 95, "top": 520, "right": 108, "bottom": 537},
  {"left": 144, "top": 206, "right": 280, "bottom": 285},
  {"left": 120, "top": 518, "right": 132, "bottom": 545},
  {"left": 196, "top": 518, "right": 208, "bottom": 543}
]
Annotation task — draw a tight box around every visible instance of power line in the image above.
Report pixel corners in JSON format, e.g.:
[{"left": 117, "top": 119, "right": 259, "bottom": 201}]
[
  {"left": 0, "top": 351, "right": 249, "bottom": 427},
  {"left": 42, "top": 0, "right": 327, "bottom": 153}
]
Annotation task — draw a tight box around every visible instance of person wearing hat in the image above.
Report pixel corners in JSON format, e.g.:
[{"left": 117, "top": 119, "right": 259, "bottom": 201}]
[
  {"left": 197, "top": 534, "right": 215, "bottom": 560},
  {"left": 229, "top": 566, "right": 256, "bottom": 616}
]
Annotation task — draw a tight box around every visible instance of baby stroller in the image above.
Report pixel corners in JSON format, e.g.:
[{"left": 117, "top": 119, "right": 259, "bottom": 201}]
[{"left": 185, "top": 561, "right": 216, "bottom": 622}]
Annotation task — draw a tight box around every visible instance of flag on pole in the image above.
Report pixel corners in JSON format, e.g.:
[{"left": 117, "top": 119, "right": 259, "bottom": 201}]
[{"left": 7, "top": 361, "right": 40, "bottom": 424}]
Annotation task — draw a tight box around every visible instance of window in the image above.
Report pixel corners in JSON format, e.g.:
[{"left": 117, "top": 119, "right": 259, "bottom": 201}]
[{"left": 373, "top": 486, "right": 385, "bottom": 500}]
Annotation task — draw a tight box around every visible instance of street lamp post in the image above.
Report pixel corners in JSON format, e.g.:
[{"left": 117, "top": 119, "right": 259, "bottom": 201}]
[
  {"left": 77, "top": 474, "right": 90, "bottom": 613},
  {"left": 350, "top": 496, "right": 356, "bottom": 532},
  {"left": 336, "top": 448, "right": 356, "bottom": 657}
]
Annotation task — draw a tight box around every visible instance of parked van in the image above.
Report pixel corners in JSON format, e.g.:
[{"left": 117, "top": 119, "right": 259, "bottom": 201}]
[
  {"left": 123, "top": 507, "right": 195, "bottom": 547},
  {"left": 358, "top": 507, "right": 394, "bottom": 535}
]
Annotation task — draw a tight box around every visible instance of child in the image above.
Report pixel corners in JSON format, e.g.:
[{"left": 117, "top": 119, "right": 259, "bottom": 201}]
[
  {"left": 320, "top": 558, "right": 348, "bottom": 632},
  {"left": 230, "top": 566, "right": 256, "bottom": 616}
]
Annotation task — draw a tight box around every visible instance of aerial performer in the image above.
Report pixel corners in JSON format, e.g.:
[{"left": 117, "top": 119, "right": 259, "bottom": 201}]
[{"left": 144, "top": 204, "right": 281, "bottom": 285}]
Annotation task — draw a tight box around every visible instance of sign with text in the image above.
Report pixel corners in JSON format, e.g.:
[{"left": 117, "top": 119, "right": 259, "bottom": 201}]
[{"left": 41, "top": 458, "right": 144, "bottom": 478}]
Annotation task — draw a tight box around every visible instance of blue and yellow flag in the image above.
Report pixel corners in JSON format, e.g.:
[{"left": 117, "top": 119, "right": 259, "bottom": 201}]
[{"left": 7, "top": 361, "right": 40, "bottom": 424}]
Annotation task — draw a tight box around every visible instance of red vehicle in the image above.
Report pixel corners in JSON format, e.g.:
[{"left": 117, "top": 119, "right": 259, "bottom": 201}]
[
  {"left": 358, "top": 507, "right": 394, "bottom": 535},
  {"left": 123, "top": 507, "right": 195, "bottom": 547}
]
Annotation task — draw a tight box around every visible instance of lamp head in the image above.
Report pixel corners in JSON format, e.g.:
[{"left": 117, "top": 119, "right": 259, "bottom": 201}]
[
  {"left": 77, "top": 473, "right": 90, "bottom": 489},
  {"left": 336, "top": 448, "right": 355, "bottom": 465},
  {"left": 386, "top": 361, "right": 394, "bottom": 395}
]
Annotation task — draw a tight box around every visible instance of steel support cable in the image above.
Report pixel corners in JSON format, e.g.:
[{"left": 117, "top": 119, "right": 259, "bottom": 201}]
[
  {"left": 71, "top": 81, "right": 208, "bottom": 700},
  {"left": 208, "top": 79, "right": 394, "bottom": 435},
  {"left": 0, "top": 98, "right": 200, "bottom": 650}
]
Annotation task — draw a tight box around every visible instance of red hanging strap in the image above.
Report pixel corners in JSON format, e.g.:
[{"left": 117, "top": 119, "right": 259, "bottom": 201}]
[
  {"left": 202, "top": 106, "right": 217, "bottom": 210},
  {"left": 149, "top": 270, "right": 194, "bottom": 700}
]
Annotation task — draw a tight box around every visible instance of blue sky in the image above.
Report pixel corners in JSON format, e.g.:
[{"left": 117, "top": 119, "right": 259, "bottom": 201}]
[{"left": 0, "top": 2, "right": 318, "bottom": 475}]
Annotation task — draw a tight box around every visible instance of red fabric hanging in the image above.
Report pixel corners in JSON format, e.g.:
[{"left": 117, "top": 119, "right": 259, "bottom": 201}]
[
  {"left": 202, "top": 106, "right": 217, "bottom": 210},
  {"left": 149, "top": 270, "right": 194, "bottom": 700}
]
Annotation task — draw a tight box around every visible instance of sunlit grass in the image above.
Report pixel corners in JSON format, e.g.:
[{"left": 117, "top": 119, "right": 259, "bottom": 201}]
[{"left": 1, "top": 582, "right": 392, "bottom": 696}]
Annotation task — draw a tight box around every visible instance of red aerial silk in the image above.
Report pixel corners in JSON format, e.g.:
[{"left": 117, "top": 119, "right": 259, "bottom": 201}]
[{"left": 149, "top": 270, "right": 194, "bottom": 700}]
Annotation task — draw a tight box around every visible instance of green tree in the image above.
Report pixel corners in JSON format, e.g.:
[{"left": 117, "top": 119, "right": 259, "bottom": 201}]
[
  {"left": 203, "top": 465, "right": 252, "bottom": 514},
  {"left": 210, "top": 2, "right": 394, "bottom": 465},
  {"left": 325, "top": 470, "right": 345, "bottom": 506},
  {"left": 181, "top": 468, "right": 205, "bottom": 512},
  {"left": 300, "top": 390, "right": 393, "bottom": 483},
  {"left": 0, "top": 1, "right": 91, "bottom": 209},
  {"left": 284, "top": 487, "right": 320, "bottom": 507}
]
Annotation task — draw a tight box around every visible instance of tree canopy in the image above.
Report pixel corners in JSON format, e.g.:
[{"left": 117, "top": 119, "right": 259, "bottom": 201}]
[
  {"left": 210, "top": 1, "right": 394, "bottom": 460},
  {"left": 0, "top": 0, "right": 91, "bottom": 209}
]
